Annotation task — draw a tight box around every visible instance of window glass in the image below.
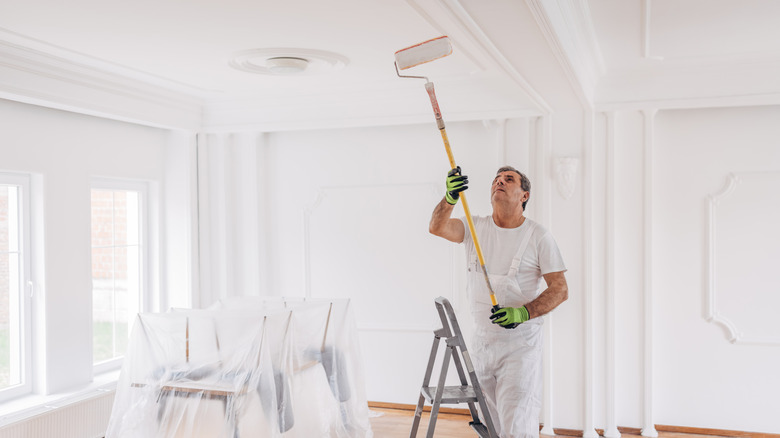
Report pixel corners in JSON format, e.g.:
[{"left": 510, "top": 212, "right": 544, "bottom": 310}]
[
  {"left": 91, "top": 189, "right": 141, "bottom": 364},
  {"left": 0, "top": 183, "right": 25, "bottom": 392}
]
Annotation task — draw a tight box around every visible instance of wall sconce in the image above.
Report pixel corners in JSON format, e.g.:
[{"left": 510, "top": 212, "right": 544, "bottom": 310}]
[{"left": 555, "top": 156, "right": 579, "bottom": 200}]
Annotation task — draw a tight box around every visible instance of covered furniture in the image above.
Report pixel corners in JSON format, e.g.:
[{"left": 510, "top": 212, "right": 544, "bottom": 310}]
[{"left": 106, "top": 298, "right": 372, "bottom": 438}]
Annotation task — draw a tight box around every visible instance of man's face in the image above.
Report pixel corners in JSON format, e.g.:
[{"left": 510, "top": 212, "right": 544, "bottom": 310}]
[{"left": 491, "top": 171, "right": 529, "bottom": 207}]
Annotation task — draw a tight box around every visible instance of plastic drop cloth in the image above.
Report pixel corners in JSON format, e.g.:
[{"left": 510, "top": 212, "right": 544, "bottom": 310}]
[{"left": 106, "top": 298, "right": 372, "bottom": 438}]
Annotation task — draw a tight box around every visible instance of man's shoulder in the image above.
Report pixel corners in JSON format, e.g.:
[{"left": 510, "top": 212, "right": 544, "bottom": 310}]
[
  {"left": 524, "top": 218, "right": 554, "bottom": 240},
  {"left": 525, "top": 217, "right": 544, "bottom": 232}
]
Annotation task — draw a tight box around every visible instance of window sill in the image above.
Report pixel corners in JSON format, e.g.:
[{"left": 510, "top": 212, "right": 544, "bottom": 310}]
[{"left": 0, "top": 370, "right": 120, "bottom": 427}]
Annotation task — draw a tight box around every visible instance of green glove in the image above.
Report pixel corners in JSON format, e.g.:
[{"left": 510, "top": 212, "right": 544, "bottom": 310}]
[
  {"left": 445, "top": 167, "right": 468, "bottom": 205},
  {"left": 490, "top": 306, "right": 529, "bottom": 329}
]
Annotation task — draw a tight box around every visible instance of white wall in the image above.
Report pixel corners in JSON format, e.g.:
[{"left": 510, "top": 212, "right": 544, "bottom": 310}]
[
  {"left": 194, "top": 117, "right": 595, "bottom": 429},
  {"left": 650, "top": 106, "right": 780, "bottom": 432},
  {"left": 196, "top": 105, "right": 780, "bottom": 435},
  {"left": 5, "top": 93, "right": 778, "bottom": 435},
  {"left": 266, "top": 121, "right": 521, "bottom": 406},
  {"left": 0, "top": 98, "right": 194, "bottom": 394},
  {"left": 595, "top": 105, "right": 780, "bottom": 435},
  {"left": 612, "top": 110, "right": 647, "bottom": 430}
]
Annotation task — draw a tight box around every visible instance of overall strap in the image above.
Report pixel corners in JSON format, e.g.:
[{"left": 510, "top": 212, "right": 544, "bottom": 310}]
[{"left": 508, "top": 220, "right": 536, "bottom": 277}]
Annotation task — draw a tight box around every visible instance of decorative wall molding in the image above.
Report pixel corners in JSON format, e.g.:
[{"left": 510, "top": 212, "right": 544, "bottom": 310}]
[
  {"left": 534, "top": 114, "right": 556, "bottom": 434},
  {"left": 641, "top": 109, "right": 658, "bottom": 438},
  {"left": 540, "top": 311, "right": 554, "bottom": 436},
  {"left": 532, "top": 120, "right": 553, "bottom": 438},
  {"left": 705, "top": 173, "right": 739, "bottom": 344},
  {"left": 641, "top": 0, "right": 656, "bottom": 59},
  {"left": 536, "top": 116, "right": 553, "bottom": 229},
  {"left": 194, "top": 134, "right": 210, "bottom": 309},
  {"left": 706, "top": 172, "right": 780, "bottom": 346},
  {"left": 554, "top": 156, "right": 579, "bottom": 200},
  {"left": 196, "top": 134, "right": 232, "bottom": 307},
  {"left": 303, "top": 188, "right": 329, "bottom": 299},
  {"left": 604, "top": 111, "right": 620, "bottom": 438},
  {"left": 581, "top": 110, "right": 598, "bottom": 438}
]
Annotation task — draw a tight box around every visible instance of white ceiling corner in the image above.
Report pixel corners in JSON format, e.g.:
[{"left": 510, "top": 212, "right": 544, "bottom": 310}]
[
  {"left": 525, "top": 0, "right": 605, "bottom": 108},
  {"left": 441, "top": 0, "right": 554, "bottom": 114}
]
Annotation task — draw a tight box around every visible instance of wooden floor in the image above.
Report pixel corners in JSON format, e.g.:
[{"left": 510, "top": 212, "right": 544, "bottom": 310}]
[{"left": 368, "top": 407, "right": 727, "bottom": 438}]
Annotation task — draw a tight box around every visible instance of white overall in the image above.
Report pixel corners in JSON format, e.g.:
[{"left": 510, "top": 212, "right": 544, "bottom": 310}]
[{"left": 467, "top": 220, "right": 543, "bottom": 438}]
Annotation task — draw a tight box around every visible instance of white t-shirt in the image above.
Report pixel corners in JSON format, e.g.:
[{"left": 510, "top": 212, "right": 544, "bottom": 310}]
[{"left": 460, "top": 215, "right": 567, "bottom": 298}]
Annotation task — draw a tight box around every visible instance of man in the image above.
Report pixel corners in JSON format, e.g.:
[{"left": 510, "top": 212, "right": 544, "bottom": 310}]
[{"left": 429, "top": 165, "right": 568, "bottom": 438}]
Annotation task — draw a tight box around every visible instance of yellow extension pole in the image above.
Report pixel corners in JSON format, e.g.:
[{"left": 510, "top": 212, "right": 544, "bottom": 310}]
[{"left": 425, "top": 82, "right": 498, "bottom": 308}]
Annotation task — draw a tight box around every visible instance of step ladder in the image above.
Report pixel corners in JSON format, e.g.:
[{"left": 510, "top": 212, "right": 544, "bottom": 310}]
[{"left": 409, "top": 297, "right": 497, "bottom": 438}]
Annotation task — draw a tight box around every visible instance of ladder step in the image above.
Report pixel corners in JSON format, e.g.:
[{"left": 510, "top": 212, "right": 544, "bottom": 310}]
[{"left": 421, "top": 385, "right": 478, "bottom": 404}]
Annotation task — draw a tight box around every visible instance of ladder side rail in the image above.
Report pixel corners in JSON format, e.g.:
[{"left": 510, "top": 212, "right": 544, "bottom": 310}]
[
  {"left": 436, "top": 300, "right": 473, "bottom": 396},
  {"left": 410, "top": 333, "right": 444, "bottom": 437},
  {"left": 438, "top": 297, "right": 467, "bottom": 348},
  {"left": 426, "top": 346, "right": 453, "bottom": 438},
  {"left": 450, "top": 346, "right": 483, "bottom": 428},
  {"left": 460, "top": 345, "right": 499, "bottom": 436},
  {"left": 437, "top": 297, "right": 500, "bottom": 438},
  {"left": 434, "top": 301, "right": 454, "bottom": 339},
  {"left": 438, "top": 297, "right": 479, "bottom": 384},
  {"left": 444, "top": 331, "right": 470, "bottom": 386}
]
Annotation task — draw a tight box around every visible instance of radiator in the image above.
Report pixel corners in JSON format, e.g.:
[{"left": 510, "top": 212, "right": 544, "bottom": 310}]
[{"left": 0, "top": 390, "right": 115, "bottom": 438}]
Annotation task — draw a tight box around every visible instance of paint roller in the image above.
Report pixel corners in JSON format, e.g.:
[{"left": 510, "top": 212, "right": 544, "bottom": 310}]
[{"left": 394, "top": 36, "right": 500, "bottom": 312}]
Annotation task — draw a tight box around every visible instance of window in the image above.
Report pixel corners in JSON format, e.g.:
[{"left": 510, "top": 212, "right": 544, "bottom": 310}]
[
  {"left": 0, "top": 174, "right": 31, "bottom": 400},
  {"left": 91, "top": 181, "right": 147, "bottom": 371}
]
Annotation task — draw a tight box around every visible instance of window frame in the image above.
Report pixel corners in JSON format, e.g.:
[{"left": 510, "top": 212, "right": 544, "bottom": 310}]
[
  {"left": 90, "top": 178, "right": 150, "bottom": 374},
  {"left": 0, "top": 173, "right": 32, "bottom": 402}
]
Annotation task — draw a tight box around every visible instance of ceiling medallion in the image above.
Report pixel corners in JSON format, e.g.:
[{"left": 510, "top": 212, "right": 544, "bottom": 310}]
[{"left": 229, "top": 48, "right": 349, "bottom": 76}]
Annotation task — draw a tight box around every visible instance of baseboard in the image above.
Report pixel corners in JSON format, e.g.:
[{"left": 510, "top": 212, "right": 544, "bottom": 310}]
[
  {"left": 367, "top": 402, "right": 780, "bottom": 438},
  {"left": 656, "top": 424, "right": 779, "bottom": 438}
]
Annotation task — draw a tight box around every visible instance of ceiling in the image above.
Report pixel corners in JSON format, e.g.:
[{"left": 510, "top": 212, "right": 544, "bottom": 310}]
[{"left": 1, "top": 0, "right": 779, "bottom": 131}]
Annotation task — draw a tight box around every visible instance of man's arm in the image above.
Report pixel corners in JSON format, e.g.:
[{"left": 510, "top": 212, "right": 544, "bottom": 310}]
[
  {"left": 525, "top": 271, "right": 568, "bottom": 319},
  {"left": 429, "top": 198, "right": 466, "bottom": 243}
]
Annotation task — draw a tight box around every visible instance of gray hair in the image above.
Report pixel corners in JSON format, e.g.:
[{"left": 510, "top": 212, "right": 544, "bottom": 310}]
[{"left": 496, "top": 166, "right": 531, "bottom": 209}]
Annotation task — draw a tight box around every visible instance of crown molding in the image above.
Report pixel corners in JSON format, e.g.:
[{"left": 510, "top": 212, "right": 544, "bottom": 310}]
[
  {"left": 0, "top": 28, "right": 202, "bottom": 130},
  {"left": 595, "top": 91, "right": 780, "bottom": 112},
  {"left": 1, "top": 24, "right": 542, "bottom": 133},
  {"left": 201, "top": 104, "right": 540, "bottom": 133},
  {"left": 403, "top": 0, "right": 553, "bottom": 114},
  {"left": 442, "top": 0, "right": 553, "bottom": 114},
  {"left": 525, "top": 0, "right": 605, "bottom": 108}
]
